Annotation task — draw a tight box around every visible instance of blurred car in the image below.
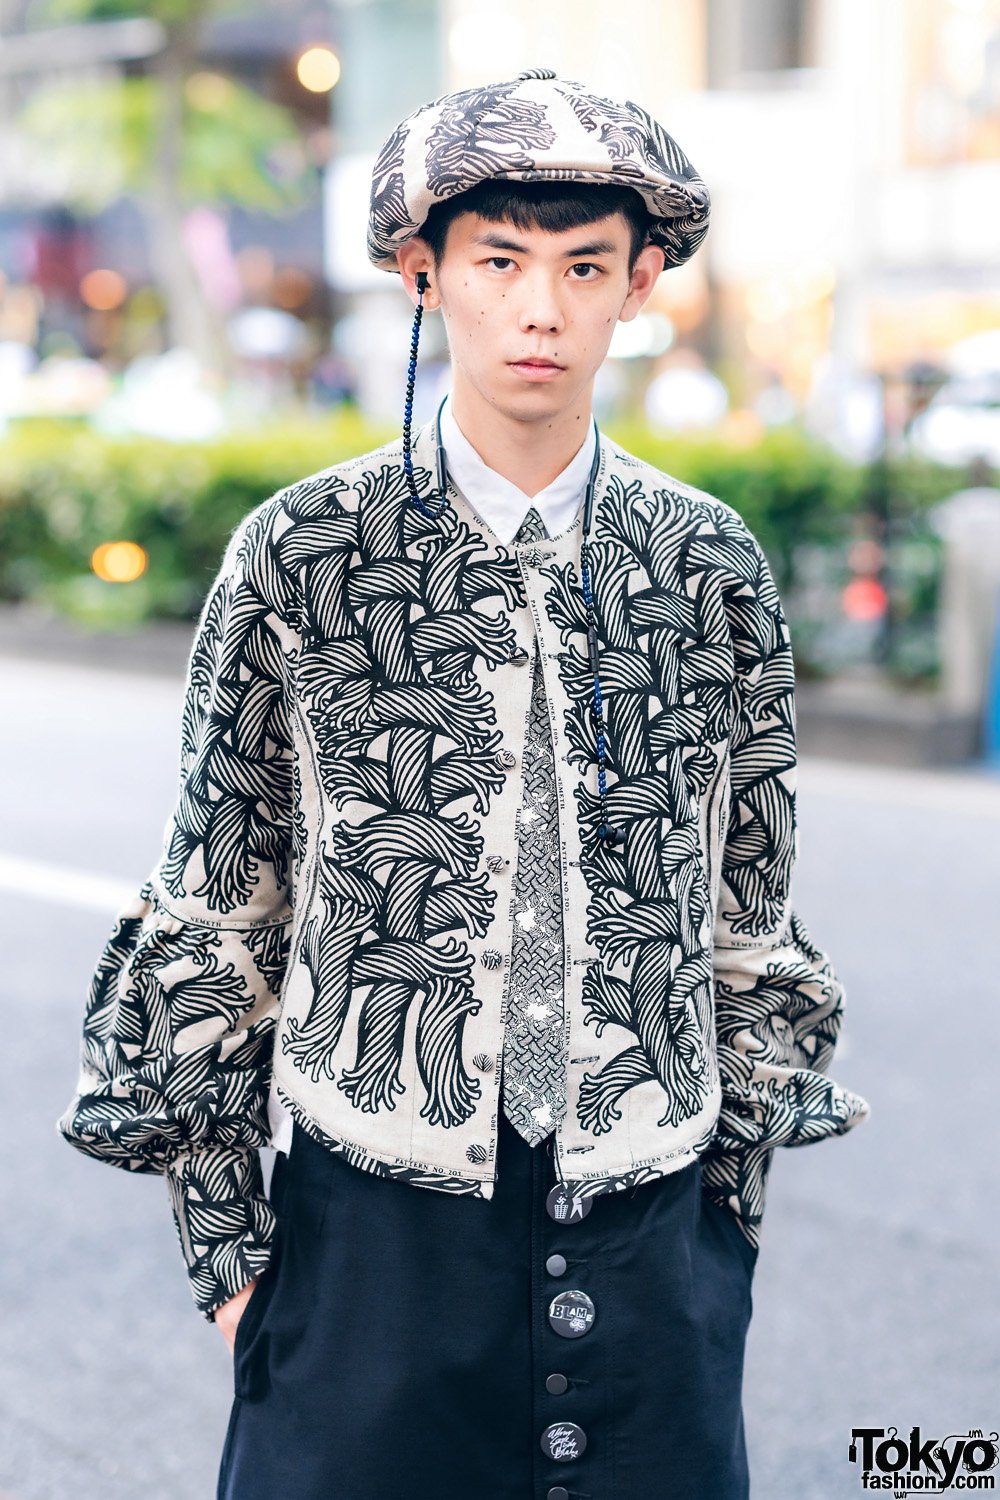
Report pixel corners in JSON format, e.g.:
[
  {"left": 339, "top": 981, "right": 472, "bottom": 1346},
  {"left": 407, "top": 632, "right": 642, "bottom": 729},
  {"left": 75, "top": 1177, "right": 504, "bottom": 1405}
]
[{"left": 909, "top": 371, "right": 1000, "bottom": 468}]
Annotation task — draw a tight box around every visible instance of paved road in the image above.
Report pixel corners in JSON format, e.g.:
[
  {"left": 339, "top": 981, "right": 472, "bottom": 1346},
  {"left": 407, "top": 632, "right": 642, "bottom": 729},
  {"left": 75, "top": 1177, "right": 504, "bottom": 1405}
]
[{"left": 1, "top": 655, "right": 998, "bottom": 1500}]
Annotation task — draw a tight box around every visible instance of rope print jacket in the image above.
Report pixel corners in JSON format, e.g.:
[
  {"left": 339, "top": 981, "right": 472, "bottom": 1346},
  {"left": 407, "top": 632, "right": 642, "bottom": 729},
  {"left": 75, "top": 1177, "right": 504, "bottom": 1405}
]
[{"left": 57, "top": 414, "right": 871, "bottom": 1321}]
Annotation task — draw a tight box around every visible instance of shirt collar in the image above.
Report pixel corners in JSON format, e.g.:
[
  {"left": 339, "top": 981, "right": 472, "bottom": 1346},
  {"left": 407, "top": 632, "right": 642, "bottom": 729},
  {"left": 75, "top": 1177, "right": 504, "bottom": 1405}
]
[{"left": 438, "top": 391, "right": 597, "bottom": 545}]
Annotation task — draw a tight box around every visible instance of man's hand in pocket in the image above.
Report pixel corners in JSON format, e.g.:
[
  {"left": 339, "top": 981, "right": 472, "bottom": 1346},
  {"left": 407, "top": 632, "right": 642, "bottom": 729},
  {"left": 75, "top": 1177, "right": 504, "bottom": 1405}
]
[{"left": 214, "top": 1277, "right": 260, "bottom": 1356}]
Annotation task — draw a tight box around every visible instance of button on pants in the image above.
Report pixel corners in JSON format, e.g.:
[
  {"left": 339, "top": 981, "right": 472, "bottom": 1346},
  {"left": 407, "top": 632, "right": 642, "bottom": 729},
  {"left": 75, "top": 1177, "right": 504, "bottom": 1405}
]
[{"left": 217, "top": 1103, "right": 758, "bottom": 1500}]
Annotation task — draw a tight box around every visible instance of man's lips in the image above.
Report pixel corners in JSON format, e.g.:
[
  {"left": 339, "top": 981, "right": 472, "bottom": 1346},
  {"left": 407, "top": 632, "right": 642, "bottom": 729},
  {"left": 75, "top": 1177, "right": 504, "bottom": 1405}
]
[{"left": 508, "top": 358, "right": 566, "bottom": 381}]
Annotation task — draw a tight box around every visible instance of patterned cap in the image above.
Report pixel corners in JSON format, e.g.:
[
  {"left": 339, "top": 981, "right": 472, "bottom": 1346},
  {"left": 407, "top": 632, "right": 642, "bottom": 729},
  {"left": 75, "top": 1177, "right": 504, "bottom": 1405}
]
[{"left": 367, "top": 67, "right": 711, "bottom": 275}]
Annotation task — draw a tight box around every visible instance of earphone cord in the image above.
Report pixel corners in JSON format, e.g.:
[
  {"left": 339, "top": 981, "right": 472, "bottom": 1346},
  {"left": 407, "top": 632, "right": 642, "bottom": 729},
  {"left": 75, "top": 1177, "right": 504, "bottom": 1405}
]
[
  {"left": 579, "top": 424, "right": 621, "bottom": 850},
  {"left": 580, "top": 530, "right": 621, "bottom": 850},
  {"left": 402, "top": 274, "right": 448, "bottom": 519}
]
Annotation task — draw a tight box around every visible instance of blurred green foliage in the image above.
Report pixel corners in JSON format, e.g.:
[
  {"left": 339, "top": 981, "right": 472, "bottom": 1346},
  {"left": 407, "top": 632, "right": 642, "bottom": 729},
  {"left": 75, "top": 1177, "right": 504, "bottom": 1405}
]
[
  {"left": 0, "top": 415, "right": 966, "bottom": 642},
  {"left": 608, "top": 421, "right": 862, "bottom": 588},
  {"left": 0, "top": 411, "right": 394, "bottom": 624},
  {"left": 22, "top": 0, "right": 317, "bottom": 216},
  {"left": 16, "top": 72, "right": 317, "bottom": 217}
]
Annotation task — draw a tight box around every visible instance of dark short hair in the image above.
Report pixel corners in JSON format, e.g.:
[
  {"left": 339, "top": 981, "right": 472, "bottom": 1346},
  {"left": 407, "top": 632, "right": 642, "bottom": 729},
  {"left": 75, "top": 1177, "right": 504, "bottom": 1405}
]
[{"left": 418, "top": 178, "right": 655, "bottom": 278}]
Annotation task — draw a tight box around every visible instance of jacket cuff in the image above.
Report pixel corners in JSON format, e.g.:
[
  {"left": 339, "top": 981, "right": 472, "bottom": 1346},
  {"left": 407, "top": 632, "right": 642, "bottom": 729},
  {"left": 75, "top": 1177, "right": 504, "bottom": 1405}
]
[
  {"left": 164, "top": 1142, "right": 276, "bottom": 1322},
  {"left": 699, "top": 1140, "right": 776, "bottom": 1253}
]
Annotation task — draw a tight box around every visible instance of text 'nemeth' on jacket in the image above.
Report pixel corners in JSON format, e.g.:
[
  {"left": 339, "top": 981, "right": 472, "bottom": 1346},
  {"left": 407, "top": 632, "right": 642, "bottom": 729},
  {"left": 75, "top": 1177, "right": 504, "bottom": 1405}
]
[{"left": 57, "top": 415, "right": 871, "bottom": 1320}]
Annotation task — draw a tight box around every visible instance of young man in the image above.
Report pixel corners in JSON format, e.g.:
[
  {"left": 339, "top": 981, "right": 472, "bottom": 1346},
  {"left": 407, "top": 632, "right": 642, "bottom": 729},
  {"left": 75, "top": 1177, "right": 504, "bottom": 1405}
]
[{"left": 58, "top": 68, "right": 870, "bottom": 1500}]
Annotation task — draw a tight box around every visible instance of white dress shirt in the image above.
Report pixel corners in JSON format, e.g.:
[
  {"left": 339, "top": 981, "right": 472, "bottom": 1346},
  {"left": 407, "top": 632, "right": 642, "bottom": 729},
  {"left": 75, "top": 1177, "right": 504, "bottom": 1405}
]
[
  {"left": 439, "top": 392, "right": 597, "bottom": 544},
  {"left": 265, "top": 393, "right": 597, "bottom": 1157}
]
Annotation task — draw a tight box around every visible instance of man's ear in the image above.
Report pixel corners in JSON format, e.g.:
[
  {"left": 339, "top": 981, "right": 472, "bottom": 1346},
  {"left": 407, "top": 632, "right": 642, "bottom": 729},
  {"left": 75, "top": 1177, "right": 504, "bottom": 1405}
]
[
  {"left": 619, "top": 243, "right": 666, "bottom": 323},
  {"left": 397, "top": 238, "right": 440, "bottom": 309}
]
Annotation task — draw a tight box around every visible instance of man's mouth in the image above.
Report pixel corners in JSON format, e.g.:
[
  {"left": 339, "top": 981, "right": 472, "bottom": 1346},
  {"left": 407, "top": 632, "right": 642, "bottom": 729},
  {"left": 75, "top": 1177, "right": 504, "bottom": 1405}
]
[{"left": 508, "top": 357, "right": 566, "bottom": 380}]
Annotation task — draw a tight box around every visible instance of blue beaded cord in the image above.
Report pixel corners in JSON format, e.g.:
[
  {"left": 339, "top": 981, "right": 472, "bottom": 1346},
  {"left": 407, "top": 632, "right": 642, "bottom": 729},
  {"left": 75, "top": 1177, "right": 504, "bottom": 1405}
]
[
  {"left": 580, "top": 535, "right": 620, "bottom": 849},
  {"left": 401, "top": 273, "right": 448, "bottom": 520},
  {"left": 400, "top": 270, "right": 622, "bottom": 852}
]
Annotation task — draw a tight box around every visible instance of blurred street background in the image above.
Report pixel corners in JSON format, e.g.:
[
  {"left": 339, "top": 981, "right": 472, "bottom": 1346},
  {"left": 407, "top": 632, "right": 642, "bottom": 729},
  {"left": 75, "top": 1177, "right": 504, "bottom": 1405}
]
[{"left": 1, "top": 0, "right": 999, "bottom": 1496}]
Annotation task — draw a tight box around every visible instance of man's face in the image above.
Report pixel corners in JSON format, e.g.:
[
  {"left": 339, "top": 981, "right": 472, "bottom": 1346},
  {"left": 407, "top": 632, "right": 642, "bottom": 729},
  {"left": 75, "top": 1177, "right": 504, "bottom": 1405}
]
[{"left": 400, "top": 210, "right": 662, "bottom": 425}]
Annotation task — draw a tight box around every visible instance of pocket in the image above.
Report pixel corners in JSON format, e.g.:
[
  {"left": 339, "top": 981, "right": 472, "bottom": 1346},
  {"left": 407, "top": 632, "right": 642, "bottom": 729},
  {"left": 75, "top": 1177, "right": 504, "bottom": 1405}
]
[
  {"left": 281, "top": 1118, "right": 334, "bottom": 1236},
  {"left": 231, "top": 1277, "right": 267, "bottom": 1365},
  {"left": 701, "top": 1193, "right": 760, "bottom": 1283},
  {"left": 231, "top": 1234, "right": 283, "bottom": 1400},
  {"left": 231, "top": 1279, "right": 268, "bottom": 1401},
  {"left": 268, "top": 1136, "right": 292, "bottom": 1221}
]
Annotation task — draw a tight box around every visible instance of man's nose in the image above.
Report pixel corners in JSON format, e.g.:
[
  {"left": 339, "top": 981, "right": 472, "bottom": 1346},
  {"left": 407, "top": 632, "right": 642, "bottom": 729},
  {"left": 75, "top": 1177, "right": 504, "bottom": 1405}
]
[{"left": 518, "top": 279, "right": 565, "bottom": 332}]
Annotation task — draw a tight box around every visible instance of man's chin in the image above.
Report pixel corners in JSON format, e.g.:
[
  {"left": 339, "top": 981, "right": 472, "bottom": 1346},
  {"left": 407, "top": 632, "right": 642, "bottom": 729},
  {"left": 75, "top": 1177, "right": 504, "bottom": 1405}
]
[{"left": 492, "top": 376, "right": 578, "bottom": 415}]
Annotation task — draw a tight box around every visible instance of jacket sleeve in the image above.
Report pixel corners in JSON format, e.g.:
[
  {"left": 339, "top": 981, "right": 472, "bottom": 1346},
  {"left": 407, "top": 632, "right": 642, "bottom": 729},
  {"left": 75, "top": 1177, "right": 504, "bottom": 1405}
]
[
  {"left": 701, "top": 515, "right": 871, "bottom": 1252},
  {"left": 56, "top": 498, "right": 297, "bottom": 1321}
]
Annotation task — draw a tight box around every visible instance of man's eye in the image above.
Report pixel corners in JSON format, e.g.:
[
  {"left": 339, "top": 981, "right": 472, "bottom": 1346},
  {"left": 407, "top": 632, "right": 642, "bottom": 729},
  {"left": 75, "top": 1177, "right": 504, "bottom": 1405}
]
[
  {"left": 487, "top": 257, "right": 514, "bottom": 270},
  {"left": 570, "top": 263, "right": 600, "bottom": 278}
]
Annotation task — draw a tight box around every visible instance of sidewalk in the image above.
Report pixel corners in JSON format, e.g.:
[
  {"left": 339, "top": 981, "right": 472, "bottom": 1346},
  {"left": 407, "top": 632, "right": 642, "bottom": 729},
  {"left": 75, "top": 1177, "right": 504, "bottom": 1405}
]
[
  {"left": 0, "top": 602, "right": 985, "bottom": 770},
  {"left": 793, "top": 666, "right": 982, "bottom": 769},
  {"left": 0, "top": 602, "right": 195, "bottom": 679}
]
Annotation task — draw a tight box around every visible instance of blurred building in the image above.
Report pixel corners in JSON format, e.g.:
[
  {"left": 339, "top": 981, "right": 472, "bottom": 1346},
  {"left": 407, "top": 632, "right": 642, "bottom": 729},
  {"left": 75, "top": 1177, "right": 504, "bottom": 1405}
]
[
  {"left": 0, "top": 3, "right": 339, "bottom": 378},
  {"left": 324, "top": 0, "right": 1000, "bottom": 428},
  {"left": 1, "top": 0, "right": 997, "bottom": 431},
  {"left": 670, "top": 0, "right": 998, "bottom": 396}
]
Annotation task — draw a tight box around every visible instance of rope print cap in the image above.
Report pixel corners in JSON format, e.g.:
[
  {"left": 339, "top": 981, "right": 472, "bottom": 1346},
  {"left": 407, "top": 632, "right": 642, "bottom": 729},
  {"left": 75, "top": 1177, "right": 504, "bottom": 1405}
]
[{"left": 367, "top": 66, "right": 711, "bottom": 274}]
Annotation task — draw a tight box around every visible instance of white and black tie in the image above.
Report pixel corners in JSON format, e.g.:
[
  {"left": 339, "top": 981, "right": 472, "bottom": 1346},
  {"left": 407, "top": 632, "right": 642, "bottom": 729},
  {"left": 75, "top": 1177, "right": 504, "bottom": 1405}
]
[{"left": 500, "top": 505, "right": 568, "bottom": 1147}]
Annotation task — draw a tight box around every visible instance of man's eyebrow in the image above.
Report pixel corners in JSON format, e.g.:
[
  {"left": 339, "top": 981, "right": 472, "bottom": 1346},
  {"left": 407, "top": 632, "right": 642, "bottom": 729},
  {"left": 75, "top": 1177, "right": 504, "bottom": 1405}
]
[{"left": 469, "top": 231, "right": 619, "bottom": 257}]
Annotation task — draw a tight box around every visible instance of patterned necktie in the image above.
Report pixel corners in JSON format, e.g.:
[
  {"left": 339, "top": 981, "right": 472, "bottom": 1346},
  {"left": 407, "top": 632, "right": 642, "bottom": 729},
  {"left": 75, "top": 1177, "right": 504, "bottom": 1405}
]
[{"left": 500, "top": 505, "right": 568, "bottom": 1147}]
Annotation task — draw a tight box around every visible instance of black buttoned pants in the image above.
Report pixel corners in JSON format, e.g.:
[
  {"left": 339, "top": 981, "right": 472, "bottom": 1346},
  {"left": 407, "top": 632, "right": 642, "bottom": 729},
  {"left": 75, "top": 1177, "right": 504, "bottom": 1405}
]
[{"left": 217, "top": 1101, "right": 758, "bottom": 1500}]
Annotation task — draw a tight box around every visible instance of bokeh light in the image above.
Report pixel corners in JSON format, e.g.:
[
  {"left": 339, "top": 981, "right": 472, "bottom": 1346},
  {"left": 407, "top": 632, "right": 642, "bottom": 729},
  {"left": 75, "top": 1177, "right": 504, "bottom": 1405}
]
[
  {"left": 91, "top": 541, "right": 148, "bottom": 583},
  {"left": 185, "top": 71, "right": 235, "bottom": 111},
  {"left": 842, "top": 576, "right": 889, "bottom": 621},
  {"left": 296, "top": 47, "right": 341, "bottom": 93},
  {"left": 79, "top": 270, "right": 127, "bottom": 312}
]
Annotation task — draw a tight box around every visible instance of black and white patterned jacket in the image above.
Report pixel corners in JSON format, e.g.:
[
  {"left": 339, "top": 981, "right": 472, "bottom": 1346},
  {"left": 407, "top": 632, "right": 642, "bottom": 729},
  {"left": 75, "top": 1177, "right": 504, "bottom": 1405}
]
[{"left": 57, "top": 415, "right": 871, "bottom": 1320}]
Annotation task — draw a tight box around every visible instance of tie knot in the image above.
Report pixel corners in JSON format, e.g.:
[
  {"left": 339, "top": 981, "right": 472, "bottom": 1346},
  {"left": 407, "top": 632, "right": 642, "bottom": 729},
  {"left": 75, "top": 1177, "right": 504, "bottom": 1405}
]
[{"left": 513, "top": 505, "right": 548, "bottom": 544}]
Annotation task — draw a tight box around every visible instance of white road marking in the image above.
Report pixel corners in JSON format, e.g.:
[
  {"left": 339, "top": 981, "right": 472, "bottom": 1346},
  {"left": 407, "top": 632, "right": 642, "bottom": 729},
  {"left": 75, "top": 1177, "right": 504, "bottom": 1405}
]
[{"left": 0, "top": 853, "right": 136, "bottom": 914}]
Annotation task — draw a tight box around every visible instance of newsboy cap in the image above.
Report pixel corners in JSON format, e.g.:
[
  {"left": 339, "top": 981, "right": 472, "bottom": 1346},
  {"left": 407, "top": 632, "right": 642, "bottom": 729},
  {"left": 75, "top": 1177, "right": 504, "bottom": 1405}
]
[{"left": 367, "top": 66, "right": 711, "bottom": 275}]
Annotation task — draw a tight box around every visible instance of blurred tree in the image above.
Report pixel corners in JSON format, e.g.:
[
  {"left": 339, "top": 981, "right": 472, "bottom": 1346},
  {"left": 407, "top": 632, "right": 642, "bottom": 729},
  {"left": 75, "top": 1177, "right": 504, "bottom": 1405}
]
[{"left": 16, "top": 0, "right": 318, "bottom": 374}]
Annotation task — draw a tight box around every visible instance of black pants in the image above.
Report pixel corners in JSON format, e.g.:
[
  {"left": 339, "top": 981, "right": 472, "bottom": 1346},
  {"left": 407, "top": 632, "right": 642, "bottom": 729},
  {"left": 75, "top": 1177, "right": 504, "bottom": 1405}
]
[{"left": 217, "top": 1104, "right": 758, "bottom": 1500}]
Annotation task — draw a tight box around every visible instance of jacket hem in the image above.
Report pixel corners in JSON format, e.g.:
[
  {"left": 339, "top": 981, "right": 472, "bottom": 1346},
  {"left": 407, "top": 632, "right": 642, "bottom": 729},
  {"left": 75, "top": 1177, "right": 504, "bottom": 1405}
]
[{"left": 273, "top": 1082, "right": 494, "bottom": 1197}]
